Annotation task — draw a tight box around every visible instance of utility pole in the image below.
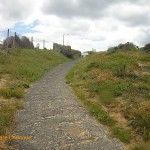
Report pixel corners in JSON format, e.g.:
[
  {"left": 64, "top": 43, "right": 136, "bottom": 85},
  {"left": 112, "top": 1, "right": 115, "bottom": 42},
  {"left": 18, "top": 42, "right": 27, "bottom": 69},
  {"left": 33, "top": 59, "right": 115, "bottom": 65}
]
[
  {"left": 63, "top": 34, "right": 69, "bottom": 45},
  {"left": 12, "top": 32, "right": 16, "bottom": 48},
  {"left": 43, "top": 40, "right": 45, "bottom": 49},
  {"left": 63, "top": 34, "right": 65, "bottom": 45},
  {"left": 6, "top": 29, "right": 10, "bottom": 51},
  {"left": 31, "top": 36, "right": 33, "bottom": 43}
]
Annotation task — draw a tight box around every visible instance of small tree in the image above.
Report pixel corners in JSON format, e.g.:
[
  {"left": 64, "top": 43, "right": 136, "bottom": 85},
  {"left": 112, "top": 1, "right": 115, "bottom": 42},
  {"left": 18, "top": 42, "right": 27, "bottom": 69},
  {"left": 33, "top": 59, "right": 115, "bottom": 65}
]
[
  {"left": 21, "top": 36, "right": 34, "bottom": 49},
  {"left": 2, "top": 35, "right": 34, "bottom": 49},
  {"left": 107, "top": 42, "right": 138, "bottom": 53}
]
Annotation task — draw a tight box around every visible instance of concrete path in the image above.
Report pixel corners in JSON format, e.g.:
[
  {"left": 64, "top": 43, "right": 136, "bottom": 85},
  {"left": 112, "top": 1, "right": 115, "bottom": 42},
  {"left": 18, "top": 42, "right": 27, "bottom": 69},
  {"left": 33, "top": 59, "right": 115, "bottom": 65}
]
[{"left": 14, "top": 60, "right": 123, "bottom": 150}]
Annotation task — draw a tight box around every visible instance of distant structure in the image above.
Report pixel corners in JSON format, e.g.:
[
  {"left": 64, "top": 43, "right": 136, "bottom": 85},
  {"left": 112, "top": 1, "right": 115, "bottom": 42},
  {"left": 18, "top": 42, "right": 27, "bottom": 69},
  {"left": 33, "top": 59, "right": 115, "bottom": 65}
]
[
  {"left": 53, "top": 43, "right": 71, "bottom": 52},
  {"left": 82, "top": 51, "right": 89, "bottom": 57},
  {"left": 36, "top": 43, "right": 40, "bottom": 49},
  {"left": 2, "top": 35, "right": 34, "bottom": 49},
  {"left": 53, "top": 43, "right": 81, "bottom": 59},
  {"left": 0, "top": 41, "right": 2, "bottom": 50}
]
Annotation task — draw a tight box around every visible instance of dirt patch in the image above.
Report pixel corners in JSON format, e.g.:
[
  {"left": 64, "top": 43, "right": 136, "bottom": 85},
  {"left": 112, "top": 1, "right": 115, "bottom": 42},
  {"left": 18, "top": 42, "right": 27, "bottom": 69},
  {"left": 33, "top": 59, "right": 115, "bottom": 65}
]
[
  {"left": 110, "top": 112, "right": 128, "bottom": 127},
  {"left": 0, "top": 78, "right": 7, "bottom": 89},
  {"left": 0, "top": 75, "right": 10, "bottom": 89},
  {"left": 138, "top": 62, "right": 150, "bottom": 75},
  {"left": 67, "top": 124, "right": 83, "bottom": 138}
]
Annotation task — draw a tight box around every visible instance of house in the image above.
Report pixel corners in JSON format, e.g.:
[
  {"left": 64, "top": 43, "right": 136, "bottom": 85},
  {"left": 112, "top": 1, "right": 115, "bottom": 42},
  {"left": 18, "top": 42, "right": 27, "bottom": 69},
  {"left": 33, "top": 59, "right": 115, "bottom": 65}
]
[
  {"left": 82, "top": 51, "right": 89, "bottom": 57},
  {"left": 0, "top": 41, "right": 3, "bottom": 49}
]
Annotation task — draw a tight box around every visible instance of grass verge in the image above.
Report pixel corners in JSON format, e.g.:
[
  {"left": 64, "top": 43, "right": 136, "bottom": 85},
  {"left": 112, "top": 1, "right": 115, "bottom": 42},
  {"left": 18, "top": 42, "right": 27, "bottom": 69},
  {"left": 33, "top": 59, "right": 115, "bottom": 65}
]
[
  {"left": 66, "top": 50, "right": 150, "bottom": 149},
  {"left": 0, "top": 48, "right": 69, "bottom": 136}
]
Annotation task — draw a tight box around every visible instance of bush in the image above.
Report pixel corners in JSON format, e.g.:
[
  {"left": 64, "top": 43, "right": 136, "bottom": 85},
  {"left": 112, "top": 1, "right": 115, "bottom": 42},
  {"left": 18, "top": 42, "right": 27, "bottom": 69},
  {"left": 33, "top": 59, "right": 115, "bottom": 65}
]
[
  {"left": 53, "top": 43, "right": 81, "bottom": 59},
  {"left": 3, "top": 35, "right": 34, "bottom": 49},
  {"left": 108, "top": 42, "right": 138, "bottom": 53}
]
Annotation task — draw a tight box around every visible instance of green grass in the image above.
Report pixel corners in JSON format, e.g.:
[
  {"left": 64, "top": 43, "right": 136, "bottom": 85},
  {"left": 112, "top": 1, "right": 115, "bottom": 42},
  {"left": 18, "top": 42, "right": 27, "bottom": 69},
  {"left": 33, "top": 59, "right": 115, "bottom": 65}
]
[
  {"left": 0, "top": 88, "right": 24, "bottom": 99},
  {"left": 71, "top": 87, "right": 116, "bottom": 127},
  {"left": 0, "top": 101, "right": 24, "bottom": 134},
  {"left": 0, "top": 49, "right": 69, "bottom": 82},
  {"left": 111, "top": 127, "right": 132, "bottom": 143},
  {"left": 90, "top": 104, "right": 116, "bottom": 126},
  {"left": 98, "top": 90, "right": 115, "bottom": 105},
  {"left": 0, "top": 48, "right": 69, "bottom": 135},
  {"left": 66, "top": 50, "right": 150, "bottom": 146}
]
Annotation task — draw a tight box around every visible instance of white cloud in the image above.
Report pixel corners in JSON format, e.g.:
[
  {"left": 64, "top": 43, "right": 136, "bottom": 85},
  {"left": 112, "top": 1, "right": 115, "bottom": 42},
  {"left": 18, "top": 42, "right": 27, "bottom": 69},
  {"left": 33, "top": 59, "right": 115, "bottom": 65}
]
[
  {"left": 107, "top": 2, "right": 150, "bottom": 26},
  {"left": 0, "top": 0, "right": 150, "bottom": 51}
]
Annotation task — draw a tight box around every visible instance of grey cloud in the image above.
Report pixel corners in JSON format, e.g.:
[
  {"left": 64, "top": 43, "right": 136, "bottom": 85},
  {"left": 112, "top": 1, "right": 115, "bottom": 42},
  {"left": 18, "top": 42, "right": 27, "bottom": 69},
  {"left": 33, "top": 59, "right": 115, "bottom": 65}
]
[
  {"left": 0, "top": 0, "right": 34, "bottom": 21},
  {"left": 41, "top": 0, "right": 150, "bottom": 27},
  {"left": 42, "top": 0, "right": 122, "bottom": 19},
  {"left": 115, "top": 11, "right": 150, "bottom": 27},
  {"left": 60, "top": 19, "right": 91, "bottom": 35},
  {"left": 137, "top": 28, "right": 150, "bottom": 45},
  {"left": 106, "top": 1, "right": 150, "bottom": 27}
]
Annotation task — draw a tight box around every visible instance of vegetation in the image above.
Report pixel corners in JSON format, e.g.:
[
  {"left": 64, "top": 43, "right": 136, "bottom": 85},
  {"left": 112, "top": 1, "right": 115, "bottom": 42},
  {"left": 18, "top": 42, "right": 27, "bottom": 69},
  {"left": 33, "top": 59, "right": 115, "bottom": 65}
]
[
  {"left": 53, "top": 43, "right": 81, "bottom": 59},
  {"left": 66, "top": 48, "right": 150, "bottom": 149},
  {"left": 111, "top": 127, "right": 132, "bottom": 143},
  {"left": 143, "top": 43, "right": 150, "bottom": 53},
  {"left": 108, "top": 42, "right": 138, "bottom": 53},
  {"left": 0, "top": 48, "right": 69, "bottom": 135},
  {"left": 3, "top": 35, "right": 34, "bottom": 49}
]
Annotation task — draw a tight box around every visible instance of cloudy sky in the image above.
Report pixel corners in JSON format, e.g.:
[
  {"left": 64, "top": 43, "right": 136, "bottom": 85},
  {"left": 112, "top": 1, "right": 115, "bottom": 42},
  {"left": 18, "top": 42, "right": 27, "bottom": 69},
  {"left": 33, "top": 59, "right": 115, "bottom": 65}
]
[{"left": 0, "top": 0, "right": 150, "bottom": 52}]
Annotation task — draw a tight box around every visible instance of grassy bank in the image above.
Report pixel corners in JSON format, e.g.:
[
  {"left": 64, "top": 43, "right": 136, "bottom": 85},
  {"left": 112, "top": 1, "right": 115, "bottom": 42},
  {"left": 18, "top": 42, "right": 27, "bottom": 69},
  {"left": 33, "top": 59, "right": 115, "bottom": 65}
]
[
  {"left": 0, "top": 48, "right": 69, "bottom": 136},
  {"left": 66, "top": 50, "right": 150, "bottom": 149}
]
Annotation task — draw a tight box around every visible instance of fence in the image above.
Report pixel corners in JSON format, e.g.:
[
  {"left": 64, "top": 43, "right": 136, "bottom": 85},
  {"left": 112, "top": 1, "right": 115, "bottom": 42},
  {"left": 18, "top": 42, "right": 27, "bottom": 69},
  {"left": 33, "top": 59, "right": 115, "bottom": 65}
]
[{"left": 0, "top": 29, "right": 51, "bottom": 51}]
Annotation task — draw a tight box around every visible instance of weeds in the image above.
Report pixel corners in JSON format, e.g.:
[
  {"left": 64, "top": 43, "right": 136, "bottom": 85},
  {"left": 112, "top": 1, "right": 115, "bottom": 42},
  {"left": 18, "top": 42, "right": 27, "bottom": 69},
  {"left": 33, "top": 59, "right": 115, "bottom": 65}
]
[
  {"left": 0, "top": 101, "right": 24, "bottom": 135},
  {"left": 90, "top": 104, "right": 116, "bottom": 126},
  {"left": 0, "top": 88, "right": 24, "bottom": 99},
  {"left": 84, "top": 62, "right": 99, "bottom": 72},
  {"left": 113, "top": 62, "right": 128, "bottom": 77},
  {"left": 111, "top": 127, "right": 132, "bottom": 143},
  {"left": 0, "top": 113, "right": 12, "bottom": 134},
  {"left": 90, "top": 80, "right": 133, "bottom": 97},
  {"left": 124, "top": 101, "right": 150, "bottom": 141}
]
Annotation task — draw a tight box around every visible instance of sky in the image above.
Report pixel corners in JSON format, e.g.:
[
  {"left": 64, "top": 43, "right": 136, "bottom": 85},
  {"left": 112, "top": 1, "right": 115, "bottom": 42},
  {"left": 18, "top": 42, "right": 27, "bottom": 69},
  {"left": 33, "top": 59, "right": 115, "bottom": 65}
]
[{"left": 0, "top": 0, "right": 150, "bottom": 52}]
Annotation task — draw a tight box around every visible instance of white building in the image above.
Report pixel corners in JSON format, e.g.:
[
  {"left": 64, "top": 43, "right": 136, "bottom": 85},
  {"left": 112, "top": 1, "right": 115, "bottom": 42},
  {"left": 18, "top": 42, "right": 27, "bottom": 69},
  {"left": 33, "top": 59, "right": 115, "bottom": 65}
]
[{"left": 82, "top": 52, "right": 89, "bottom": 57}]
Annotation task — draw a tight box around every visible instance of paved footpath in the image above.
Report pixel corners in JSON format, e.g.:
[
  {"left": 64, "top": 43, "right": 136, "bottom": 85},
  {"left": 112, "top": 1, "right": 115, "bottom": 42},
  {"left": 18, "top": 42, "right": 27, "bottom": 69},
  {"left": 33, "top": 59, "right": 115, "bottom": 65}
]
[{"left": 14, "top": 60, "right": 123, "bottom": 150}]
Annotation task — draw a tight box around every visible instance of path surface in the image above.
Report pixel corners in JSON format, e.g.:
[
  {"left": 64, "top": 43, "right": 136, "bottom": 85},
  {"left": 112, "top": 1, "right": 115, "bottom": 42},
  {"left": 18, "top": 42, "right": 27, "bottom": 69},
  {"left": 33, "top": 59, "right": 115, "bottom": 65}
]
[{"left": 14, "top": 60, "right": 123, "bottom": 150}]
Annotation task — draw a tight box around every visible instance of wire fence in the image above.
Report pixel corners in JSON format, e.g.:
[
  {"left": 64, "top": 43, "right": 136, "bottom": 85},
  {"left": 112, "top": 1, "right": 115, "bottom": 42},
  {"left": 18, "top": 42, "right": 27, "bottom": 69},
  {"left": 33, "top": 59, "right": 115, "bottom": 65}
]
[{"left": 0, "top": 29, "right": 51, "bottom": 51}]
